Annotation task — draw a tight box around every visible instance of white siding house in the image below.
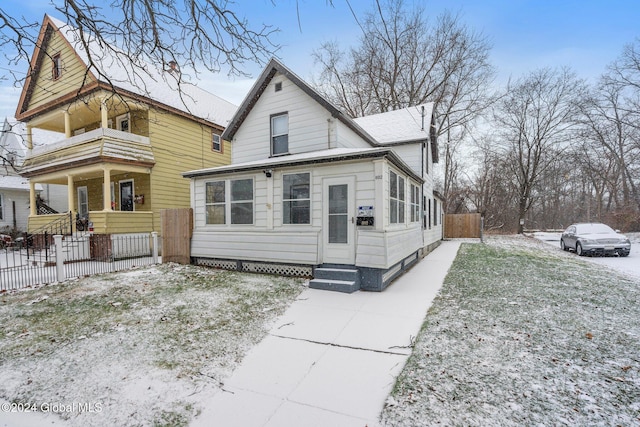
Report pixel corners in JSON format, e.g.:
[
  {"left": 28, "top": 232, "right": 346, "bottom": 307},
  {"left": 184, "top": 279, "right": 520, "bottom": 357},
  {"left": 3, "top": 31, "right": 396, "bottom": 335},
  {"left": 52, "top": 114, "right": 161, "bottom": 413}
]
[{"left": 183, "top": 59, "right": 443, "bottom": 292}]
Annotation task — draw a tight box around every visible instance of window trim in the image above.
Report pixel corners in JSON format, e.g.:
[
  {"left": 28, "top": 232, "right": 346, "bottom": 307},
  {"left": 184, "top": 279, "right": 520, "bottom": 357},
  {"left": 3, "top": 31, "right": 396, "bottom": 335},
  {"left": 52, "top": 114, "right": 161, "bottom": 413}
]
[
  {"left": 205, "top": 178, "right": 255, "bottom": 226},
  {"left": 205, "top": 180, "right": 226, "bottom": 225},
  {"left": 270, "top": 112, "right": 289, "bottom": 157},
  {"left": 410, "top": 183, "right": 420, "bottom": 223},
  {"left": 52, "top": 53, "right": 62, "bottom": 80},
  {"left": 116, "top": 113, "right": 130, "bottom": 133},
  {"left": 212, "top": 133, "right": 222, "bottom": 153},
  {"left": 389, "top": 170, "right": 405, "bottom": 224},
  {"left": 77, "top": 186, "right": 89, "bottom": 218},
  {"left": 230, "top": 178, "right": 254, "bottom": 225},
  {"left": 282, "top": 172, "right": 311, "bottom": 225}
]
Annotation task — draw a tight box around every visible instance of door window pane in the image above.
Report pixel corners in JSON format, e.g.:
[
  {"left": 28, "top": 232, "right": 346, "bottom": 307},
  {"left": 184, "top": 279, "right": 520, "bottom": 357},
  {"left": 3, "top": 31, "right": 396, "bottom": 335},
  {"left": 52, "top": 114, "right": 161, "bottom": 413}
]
[{"left": 328, "top": 184, "right": 348, "bottom": 244}]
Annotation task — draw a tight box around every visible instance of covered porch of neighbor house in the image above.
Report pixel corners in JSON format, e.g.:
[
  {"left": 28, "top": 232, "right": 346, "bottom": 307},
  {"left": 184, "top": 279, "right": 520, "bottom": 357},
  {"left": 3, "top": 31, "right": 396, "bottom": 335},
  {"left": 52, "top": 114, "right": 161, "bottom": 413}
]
[{"left": 20, "top": 130, "right": 155, "bottom": 235}]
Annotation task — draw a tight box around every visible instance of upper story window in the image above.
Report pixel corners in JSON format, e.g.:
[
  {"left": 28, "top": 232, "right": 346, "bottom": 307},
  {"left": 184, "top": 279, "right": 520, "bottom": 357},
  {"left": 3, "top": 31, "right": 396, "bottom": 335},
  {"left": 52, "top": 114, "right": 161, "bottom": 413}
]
[
  {"left": 52, "top": 54, "right": 62, "bottom": 80},
  {"left": 212, "top": 133, "right": 222, "bottom": 152},
  {"left": 283, "top": 172, "right": 310, "bottom": 224},
  {"left": 271, "top": 113, "right": 289, "bottom": 156},
  {"left": 116, "top": 113, "right": 130, "bottom": 132},
  {"left": 389, "top": 170, "right": 405, "bottom": 224}
]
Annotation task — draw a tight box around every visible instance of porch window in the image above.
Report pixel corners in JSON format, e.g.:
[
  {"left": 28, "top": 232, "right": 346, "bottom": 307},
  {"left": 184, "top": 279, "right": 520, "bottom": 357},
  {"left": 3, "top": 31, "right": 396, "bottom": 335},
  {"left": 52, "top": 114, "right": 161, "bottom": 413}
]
[
  {"left": 271, "top": 113, "right": 289, "bottom": 156},
  {"left": 410, "top": 184, "right": 420, "bottom": 222},
  {"left": 212, "top": 133, "right": 222, "bottom": 152},
  {"left": 389, "top": 170, "right": 405, "bottom": 224},
  {"left": 205, "top": 181, "right": 225, "bottom": 224},
  {"left": 283, "top": 172, "right": 310, "bottom": 224},
  {"left": 230, "top": 179, "right": 253, "bottom": 224}
]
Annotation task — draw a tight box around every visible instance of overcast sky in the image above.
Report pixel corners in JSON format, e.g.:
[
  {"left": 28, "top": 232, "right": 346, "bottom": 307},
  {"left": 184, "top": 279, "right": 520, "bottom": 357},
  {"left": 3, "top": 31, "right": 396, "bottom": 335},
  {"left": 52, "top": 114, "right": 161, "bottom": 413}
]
[{"left": 0, "top": 0, "right": 638, "bottom": 119}]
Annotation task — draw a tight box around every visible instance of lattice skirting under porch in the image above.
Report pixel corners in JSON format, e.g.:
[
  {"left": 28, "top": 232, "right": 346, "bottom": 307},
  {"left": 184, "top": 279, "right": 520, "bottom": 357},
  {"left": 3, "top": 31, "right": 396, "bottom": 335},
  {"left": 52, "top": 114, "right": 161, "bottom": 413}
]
[{"left": 193, "top": 257, "right": 313, "bottom": 277}]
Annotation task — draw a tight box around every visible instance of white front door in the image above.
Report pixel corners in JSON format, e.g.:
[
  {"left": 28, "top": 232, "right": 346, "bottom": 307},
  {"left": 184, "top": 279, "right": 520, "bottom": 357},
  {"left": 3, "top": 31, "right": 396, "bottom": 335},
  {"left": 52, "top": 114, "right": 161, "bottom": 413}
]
[{"left": 322, "top": 177, "right": 355, "bottom": 264}]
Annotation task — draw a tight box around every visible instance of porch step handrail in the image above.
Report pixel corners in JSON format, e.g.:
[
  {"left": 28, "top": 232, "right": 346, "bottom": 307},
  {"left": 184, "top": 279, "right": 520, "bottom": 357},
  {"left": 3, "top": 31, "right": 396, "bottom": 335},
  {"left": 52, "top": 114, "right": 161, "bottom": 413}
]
[{"left": 27, "top": 211, "right": 74, "bottom": 239}]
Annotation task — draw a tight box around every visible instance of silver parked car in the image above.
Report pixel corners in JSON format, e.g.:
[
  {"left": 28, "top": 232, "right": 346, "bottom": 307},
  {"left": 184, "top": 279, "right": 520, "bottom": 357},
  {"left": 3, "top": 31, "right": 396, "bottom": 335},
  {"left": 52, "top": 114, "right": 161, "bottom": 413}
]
[{"left": 560, "top": 223, "right": 631, "bottom": 257}]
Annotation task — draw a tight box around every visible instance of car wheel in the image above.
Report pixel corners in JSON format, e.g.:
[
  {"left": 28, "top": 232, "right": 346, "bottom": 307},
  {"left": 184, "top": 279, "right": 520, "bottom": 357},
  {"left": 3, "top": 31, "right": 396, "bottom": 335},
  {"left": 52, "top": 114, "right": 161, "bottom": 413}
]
[
  {"left": 560, "top": 239, "right": 568, "bottom": 251},
  {"left": 576, "top": 242, "right": 585, "bottom": 256},
  {"left": 620, "top": 251, "right": 629, "bottom": 257}
]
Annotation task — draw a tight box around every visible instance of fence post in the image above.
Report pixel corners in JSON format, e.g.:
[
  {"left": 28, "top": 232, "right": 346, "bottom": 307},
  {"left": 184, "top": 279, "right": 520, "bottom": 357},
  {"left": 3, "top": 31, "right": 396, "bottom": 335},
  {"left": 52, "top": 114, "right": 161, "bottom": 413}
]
[
  {"left": 151, "top": 232, "right": 159, "bottom": 264},
  {"left": 54, "top": 234, "right": 65, "bottom": 282}
]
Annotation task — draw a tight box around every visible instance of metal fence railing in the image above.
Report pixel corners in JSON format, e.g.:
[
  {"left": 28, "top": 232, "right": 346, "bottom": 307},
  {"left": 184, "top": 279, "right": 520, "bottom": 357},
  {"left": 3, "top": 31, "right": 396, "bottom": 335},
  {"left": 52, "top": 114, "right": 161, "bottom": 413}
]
[{"left": 0, "top": 232, "right": 159, "bottom": 292}]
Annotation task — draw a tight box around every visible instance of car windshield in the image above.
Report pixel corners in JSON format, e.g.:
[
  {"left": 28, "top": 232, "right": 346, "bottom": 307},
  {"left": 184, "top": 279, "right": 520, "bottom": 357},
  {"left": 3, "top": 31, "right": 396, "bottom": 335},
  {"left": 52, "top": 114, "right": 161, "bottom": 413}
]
[{"left": 576, "top": 223, "right": 615, "bottom": 234}]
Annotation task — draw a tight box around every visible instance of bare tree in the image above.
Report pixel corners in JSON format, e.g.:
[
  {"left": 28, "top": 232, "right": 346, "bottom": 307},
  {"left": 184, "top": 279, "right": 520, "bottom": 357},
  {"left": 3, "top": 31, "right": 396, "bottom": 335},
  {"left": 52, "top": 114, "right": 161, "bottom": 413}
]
[
  {"left": 493, "top": 67, "right": 586, "bottom": 233},
  {"left": 312, "top": 0, "right": 495, "bottom": 211},
  {"left": 0, "top": 1, "right": 280, "bottom": 87}
]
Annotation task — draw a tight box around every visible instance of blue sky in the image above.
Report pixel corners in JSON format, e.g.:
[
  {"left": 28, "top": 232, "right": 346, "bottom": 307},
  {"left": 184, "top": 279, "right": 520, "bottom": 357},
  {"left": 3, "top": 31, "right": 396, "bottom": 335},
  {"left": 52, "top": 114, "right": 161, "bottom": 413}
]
[{"left": 1, "top": 0, "right": 639, "bottom": 118}]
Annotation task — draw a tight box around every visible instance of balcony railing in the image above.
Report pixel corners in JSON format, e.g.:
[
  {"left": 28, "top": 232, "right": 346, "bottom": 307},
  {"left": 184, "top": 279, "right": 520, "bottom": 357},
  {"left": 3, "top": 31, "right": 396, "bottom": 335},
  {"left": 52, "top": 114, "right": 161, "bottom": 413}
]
[
  {"left": 21, "top": 128, "right": 154, "bottom": 175},
  {"left": 31, "top": 127, "right": 150, "bottom": 156}
]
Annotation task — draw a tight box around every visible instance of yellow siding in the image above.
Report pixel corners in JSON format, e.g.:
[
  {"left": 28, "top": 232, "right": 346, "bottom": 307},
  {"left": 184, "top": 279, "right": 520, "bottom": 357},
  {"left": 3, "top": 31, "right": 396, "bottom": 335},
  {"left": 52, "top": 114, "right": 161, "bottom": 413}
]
[
  {"left": 90, "top": 212, "right": 154, "bottom": 234},
  {"left": 148, "top": 109, "right": 230, "bottom": 231},
  {"left": 26, "top": 26, "right": 95, "bottom": 112},
  {"left": 73, "top": 173, "right": 151, "bottom": 212},
  {"left": 28, "top": 213, "right": 70, "bottom": 232}
]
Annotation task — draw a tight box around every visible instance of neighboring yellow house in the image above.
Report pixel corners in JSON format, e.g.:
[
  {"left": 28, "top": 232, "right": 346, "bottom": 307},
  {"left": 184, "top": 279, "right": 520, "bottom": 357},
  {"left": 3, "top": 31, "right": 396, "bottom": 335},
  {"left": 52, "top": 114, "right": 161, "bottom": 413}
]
[{"left": 16, "top": 15, "right": 236, "bottom": 237}]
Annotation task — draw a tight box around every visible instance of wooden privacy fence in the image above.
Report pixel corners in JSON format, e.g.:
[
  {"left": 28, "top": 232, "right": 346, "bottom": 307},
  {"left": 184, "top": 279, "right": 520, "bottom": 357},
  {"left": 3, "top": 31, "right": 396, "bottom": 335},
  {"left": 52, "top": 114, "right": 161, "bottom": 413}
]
[
  {"left": 444, "top": 213, "right": 482, "bottom": 238},
  {"left": 161, "top": 208, "right": 192, "bottom": 264}
]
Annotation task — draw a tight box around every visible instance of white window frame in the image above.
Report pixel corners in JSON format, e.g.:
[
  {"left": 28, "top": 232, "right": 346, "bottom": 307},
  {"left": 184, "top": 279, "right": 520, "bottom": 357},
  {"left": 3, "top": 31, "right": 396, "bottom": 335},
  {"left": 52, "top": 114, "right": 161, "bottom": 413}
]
[
  {"left": 116, "top": 113, "right": 130, "bottom": 133},
  {"left": 389, "top": 170, "right": 405, "bottom": 224},
  {"left": 410, "top": 183, "right": 420, "bottom": 223},
  {"left": 205, "top": 180, "right": 226, "bottom": 225},
  {"left": 77, "top": 186, "right": 89, "bottom": 218},
  {"left": 205, "top": 178, "right": 255, "bottom": 225},
  {"left": 270, "top": 113, "right": 289, "bottom": 156},
  {"left": 283, "top": 172, "right": 311, "bottom": 225},
  {"left": 212, "top": 133, "right": 222, "bottom": 152},
  {"left": 230, "top": 178, "right": 254, "bottom": 225}
]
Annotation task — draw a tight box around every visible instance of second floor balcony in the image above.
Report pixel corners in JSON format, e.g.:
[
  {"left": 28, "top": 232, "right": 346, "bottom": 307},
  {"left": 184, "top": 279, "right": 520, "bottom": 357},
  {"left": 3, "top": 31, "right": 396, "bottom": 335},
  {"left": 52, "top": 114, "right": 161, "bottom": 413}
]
[{"left": 20, "top": 127, "right": 154, "bottom": 177}]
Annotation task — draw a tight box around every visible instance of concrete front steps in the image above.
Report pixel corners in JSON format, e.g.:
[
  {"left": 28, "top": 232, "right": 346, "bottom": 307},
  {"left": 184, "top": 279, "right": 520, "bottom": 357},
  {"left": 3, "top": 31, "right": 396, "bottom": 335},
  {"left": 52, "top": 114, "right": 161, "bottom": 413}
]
[{"left": 309, "top": 266, "right": 360, "bottom": 293}]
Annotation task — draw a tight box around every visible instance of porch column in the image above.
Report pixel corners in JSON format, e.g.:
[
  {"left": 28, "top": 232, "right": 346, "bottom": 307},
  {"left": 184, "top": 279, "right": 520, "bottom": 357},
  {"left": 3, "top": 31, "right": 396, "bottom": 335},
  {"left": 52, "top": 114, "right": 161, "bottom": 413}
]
[
  {"left": 26, "top": 124, "right": 33, "bottom": 150},
  {"left": 67, "top": 174, "right": 75, "bottom": 214},
  {"left": 100, "top": 98, "right": 109, "bottom": 129},
  {"left": 103, "top": 167, "right": 112, "bottom": 211},
  {"left": 64, "top": 110, "right": 71, "bottom": 138},
  {"left": 29, "top": 181, "right": 36, "bottom": 216}
]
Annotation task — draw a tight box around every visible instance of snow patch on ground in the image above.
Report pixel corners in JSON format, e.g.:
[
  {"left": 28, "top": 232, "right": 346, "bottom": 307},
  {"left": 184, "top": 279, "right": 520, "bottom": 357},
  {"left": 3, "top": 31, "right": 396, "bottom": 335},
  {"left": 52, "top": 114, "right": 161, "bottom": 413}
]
[
  {"left": 382, "top": 235, "right": 640, "bottom": 426},
  {"left": 0, "top": 264, "right": 305, "bottom": 426}
]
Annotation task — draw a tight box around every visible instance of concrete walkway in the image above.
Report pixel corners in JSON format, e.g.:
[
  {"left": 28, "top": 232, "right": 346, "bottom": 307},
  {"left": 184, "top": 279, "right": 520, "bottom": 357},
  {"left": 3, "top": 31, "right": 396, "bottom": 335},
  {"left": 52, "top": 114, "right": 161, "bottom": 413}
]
[{"left": 191, "top": 241, "right": 461, "bottom": 427}]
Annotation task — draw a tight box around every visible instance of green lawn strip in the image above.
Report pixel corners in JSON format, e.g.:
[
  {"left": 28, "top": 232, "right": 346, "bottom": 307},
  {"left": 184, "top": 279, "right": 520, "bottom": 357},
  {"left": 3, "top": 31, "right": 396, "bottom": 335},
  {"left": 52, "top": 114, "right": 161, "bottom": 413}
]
[{"left": 383, "top": 239, "right": 640, "bottom": 426}]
